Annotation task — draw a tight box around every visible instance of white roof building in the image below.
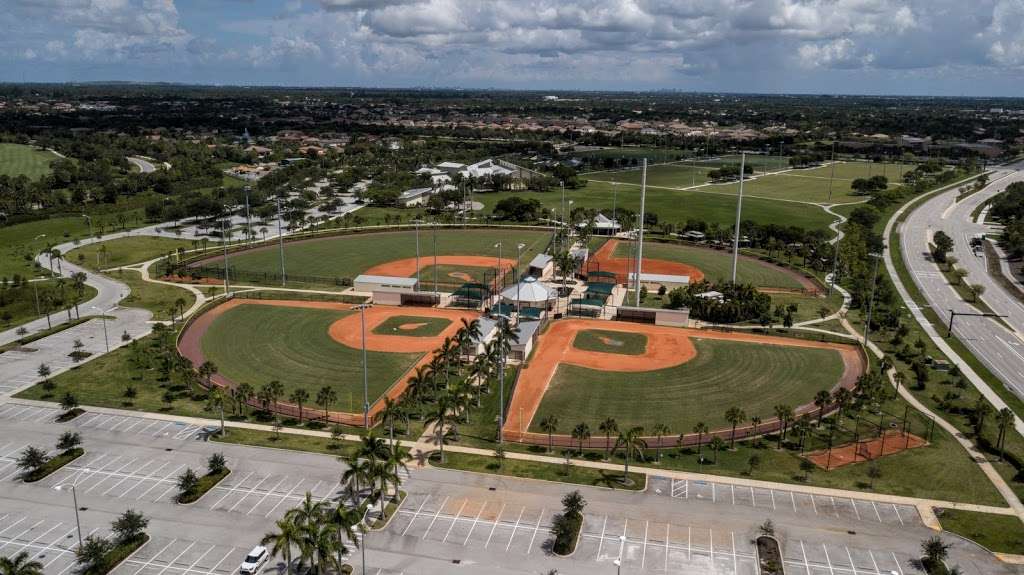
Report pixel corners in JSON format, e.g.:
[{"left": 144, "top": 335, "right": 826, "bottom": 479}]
[{"left": 499, "top": 276, "right": 557, "bottom": 304}]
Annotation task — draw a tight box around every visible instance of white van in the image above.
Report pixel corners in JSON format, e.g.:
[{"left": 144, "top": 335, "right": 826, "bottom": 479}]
[{"left": 239, "top": 546, "right": 269, "bottom": 575}]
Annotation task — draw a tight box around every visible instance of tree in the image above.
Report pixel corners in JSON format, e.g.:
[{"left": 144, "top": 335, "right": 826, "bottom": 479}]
[
  {"left": 973, "top": 399, "right": 993, "bottom": 436},
  {"left": 571, "top": 422, "right": 591, "bottom": 454},
  {"left": 969, "top": 283, "right": 985, "bottom": 302},
  {"left": 747, "top": 454, "right": 761, "bottom": 475},
  {"left": 652, "top": 423, "right": 670, "bottom": 462},
  {"left": 206, "top": 386, "right": 227, "bottom": 436},
  {"left": 60, "top": 392, "right": 78, "bottom": 412},
  {"left": 598, "top": 417, "right": 618, "bottom": 460},
  {"left": 0, "top": 552, "right": 44, "bottom": 575},
  {"left": 261, "top": 518, "right": 303, "bottom": 575},
  {"left": 37, "top": 364, "right": 51, "bottom": 388},
  {"left": 494, "top": 445, "right": 506, "bottom": 469},
  {"left": 996, "top": 408, "right": 1015, "bottom": 461},
  {"left": 235, "top": 382, "right": 255, "bottom": 416},
  {"left": 724, "top": 407, "right": 746, "bottom": 449},
  {"left": 176, "top": 468, "right": 200, "bottom": 499},
  {"left": 866, "top": 463, "right": 882, "bottom": 488},
  {"left": 708, "top": 436, "right": 726, "bottom": 464},
  {"left": 953, "top": 267, "right": 968, "bottom": 285},
  {"left": 75, "top": 536, "right": 113, "bottom": 573},
  {"left": 16, "top": 446, "right": 48, "bottom": 473},
  {"left": 750, "top": 416, "right": 763, "bottom": 445},
  {"left": 799, "top": 458, "right": 815, "bottom": 481},
  {"left": 540, "top": 415, "right": 559, "bottom": 454},
  {"left": 208, "top": 453, "right": 227, "bottom": 475},
  {"left": 377, "top": 396, "right": 404, "bottom": 444},
  {"left": 316, "top": 385, "right": 337, "bottom": 423},
  {"left": 693, "top": 421, "right": 708, "bottom": 462},
  {"left": 931, "top": 231, "right": 953, "bottom": 264},
  {"left": 612, "top": 426, "right": 647, "bottom": 482},
  {"left": 921, "top": 536, "right": 952, "bottom": 566},
  {"left": 111, "top": 509, "right": 148, "bottom": 544},
  {"left": 424, "top": 394, "right": 454, "bottom": 463},
  {"left": 813, "top": 390, "right": 831, "bottom": 427},
  {"left": 56, "top": 431, "right": 81, "bottom": 452},
  {"left": 289, "top": 388, "right": 310, "bottom": 423}
]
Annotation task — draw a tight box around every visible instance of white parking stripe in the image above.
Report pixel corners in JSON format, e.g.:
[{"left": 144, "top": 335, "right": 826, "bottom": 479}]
[
  {"left": 527, "top": 508, "right": 544, "bottom": 554},
  {"left": 483, "top": 502, "right": 506, "bottom": 548},
  {"left": 245, "top": 476, "right": 289, "bottom": 515},
  {"left": 462, "top": 501, "right": 487, "bottom": 546},
  {"left": 209, "top": 472, "right": 255, "bottom": 509},
  {"left": 504, "top": 508, "right": 524, "bottom": 552},
  {"left": 400, "top": 495, "right": 431, "bottom": 537}
]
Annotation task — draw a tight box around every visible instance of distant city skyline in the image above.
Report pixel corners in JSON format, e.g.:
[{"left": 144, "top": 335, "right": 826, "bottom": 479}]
[{"left": 3, "top": 0, "right": 1024, "bottom": 97}]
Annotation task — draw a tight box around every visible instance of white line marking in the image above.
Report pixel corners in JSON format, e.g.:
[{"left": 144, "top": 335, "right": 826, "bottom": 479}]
[
  {"left": 483, "top": 502, "right": 506, "bottom": 549},
  {"left": 463, "top": 501, "right": 487, "bottom": 546},
  {"left": 505, "top": 508, "right": 524, "bottom": 552},
  {"left": 526, "top": 507, "right": 544, "bottom": 554},
  {"left": 422, "top": 496, "right": 450, "bottom": 541},
  {"left": 400, "top": 495, "right": 431, "bottom": 537},
  {"left": 441, "top": 499, "right": 468, "bottom": 543}
]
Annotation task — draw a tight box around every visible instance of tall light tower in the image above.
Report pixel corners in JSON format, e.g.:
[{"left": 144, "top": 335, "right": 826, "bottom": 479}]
[
  {"left": 633, "top": 159, "right": 648, "bottom": 306},
  {"left": 276, "top": 196, "right": 286, "bottom": 286},
  {"left": 730, "top": 153, "right": 746, "bottom": 283}
]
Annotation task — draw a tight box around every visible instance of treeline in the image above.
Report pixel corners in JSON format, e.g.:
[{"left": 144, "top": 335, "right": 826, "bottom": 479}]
[
  {"left": 991, "top": 182, "right": 1024, "bottom": 259},
  {"left": 665, "top": 281, "right": 771, "bottom": 323}
]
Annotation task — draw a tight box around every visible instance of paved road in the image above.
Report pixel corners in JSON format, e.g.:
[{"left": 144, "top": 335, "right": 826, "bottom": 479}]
[
  {"left": 0, "top": 406, "right": 1013, "bottom": 575},
  {"left": 898, "top": 162, "right": 1024, "bottom": 399},
  {"left": 127, "top": 156, "right": 157, "bottom": 174}
]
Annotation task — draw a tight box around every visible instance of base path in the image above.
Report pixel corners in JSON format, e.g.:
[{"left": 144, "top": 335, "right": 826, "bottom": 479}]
[
  {"left": 364, "top": 255, "right": 517, "bottom": 278},
  {"left": 590, "top": 239, "right": 704, "bottom": 283},
  {"left": 177, "top": 299, "right": 478, "bottom": 425},
  {"left": 502, "top": 318, "right": 866, "bottom": 447}
]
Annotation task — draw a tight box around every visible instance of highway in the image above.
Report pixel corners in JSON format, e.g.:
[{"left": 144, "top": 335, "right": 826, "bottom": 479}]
[{"left": 897, "top": 162, "right": 1024, "bottom": 400}]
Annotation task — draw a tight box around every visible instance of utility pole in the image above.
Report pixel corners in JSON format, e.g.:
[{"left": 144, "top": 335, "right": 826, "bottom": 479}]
[
  {"left": 413, "top": 219, "right": 422, "bottom": 289},
  {"left": 221, "top": 217, "right": 231, "bottom": 295},
  {"left": 276, "top": 196, "right": 286, "bottom": 286},
  {"left": 634, "top": 159, "right": 647, "bottom": 306},
  {"left": 432, "top": 221, "right": 438, "bottom": 293},
  {"left": 355, "top": 304, "right": 372, "bottom": 428},
  {"left": 863, "top": 253, "right": 882, "bottom": 346},
  {"left": 244, "top": 186, "right": 252, "bottom": 244},
  {"left": 731, "top": 153, "right": 746, "bottom": 283}
]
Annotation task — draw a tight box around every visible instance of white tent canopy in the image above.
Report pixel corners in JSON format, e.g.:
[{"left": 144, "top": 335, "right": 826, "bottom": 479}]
[{"left": 500, "top": 276, "right": 556, "bottom": 303}]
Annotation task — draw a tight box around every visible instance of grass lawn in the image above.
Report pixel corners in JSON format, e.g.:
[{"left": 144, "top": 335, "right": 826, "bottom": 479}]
[
  {"left": 475, "top": 182, "right": 835, "bottom": 231},
  {"left": 430, "top": 451, "right": 645, "bottom": 490},
  {"left": 0, "top": 143, "right": 59, "bottom": 179},
  {"left": 110, "top": 269, "right": 195, "bottom": 321},
  {"left": 761, "top": 291, "right": 843, "bottom": 324},
  {"left": 372, "top": 315, "right": 452, "bottom": 337},
  {"left": 417, "top": 264, "right": 500, "bottom": 285},
  {"left": 936, "top": 509, "right": 1024, "bottom": 554},
  {"left": 573, "top": 329, "right": 647, "bottom": 355},
  {"left": 617, "top": 241, "right": 806, "bottom": 289},
  {"left": 0, "top": 279, "right": 98, "bottom": 331},
  {"left": 205, "top": 229, "right": 549, "bottom": 283},
  {"left": 68, "top": 236, "right": 197, "bottom": 271},
  {"left": 212, "top": 426, "right": 365, "bottom": 458},
  {"left": 530, "top": 338, "right": 845, "bottom": 433},
  {"left": 200, "top": 304, "right": 422, "bottom": 408}
]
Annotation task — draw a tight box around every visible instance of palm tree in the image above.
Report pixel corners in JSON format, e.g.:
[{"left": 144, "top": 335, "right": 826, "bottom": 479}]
[
  {"left": 261, "top": 518, "right": 303, "bottom": 575},
  {"left": 539, "top": 415, "right": 559, "bottom": 453},
  {"left": 316, "top": 385, "right": 337, "bottom": 423},
  {"left": 235, "top": 382, "right": 255, "bottom": 415},
  {"left": 424, "top": 394, "right": 454, "bottom": 463},
  {"left": 370, "top": 460, "right": 399, "bottom": 519},
  {"left": 198, "top": 360, "right": 218, "bottom": 393},
  {"left": 773, "top": 404, "right": 794, "bottom": 448},
  {"left": 692, "top": 422, "right": 708, "bottom": 462},
  {"left": 921, "top": 536, "right": 952, "bottom": 568},
  {"left": 285, "top": 492, "right": 327, "bottom": 531},
  {"left": 750, "top": 415, "right": 762, "bottom": 445},
  {"left": 813, "top": 390, "right": 831, "bottom": 427},
  {"left": 206, "top": 386, "right": 227, "bottom": 436},
  {"left": 328, "top": 505, "right": 362, "bottom": 570},
  {"left": 612, "top": 426, "right": 647, "bottom": 482},
  {"left": 598, "top": 417, "right": 618, "bottom": 461},
  {"left": 174, "top": 297, "right": 187, "bottom": 322},
  {"left": 460, "top": 318, "right": 481, "bottom": 361},
  {"left": 268, "top": 380, "right": 285, "bottom": 410},
  {"left": 996, "top": 407, "right": 1015, "bottom": 461},
  {"left": 709, "top": 436, "right": 726, "bottom": 464},
  {"left": 290, "top": 388, "right": 310, "bottom": 423},
  {"left": 571, "top": 422, "right": 591, "bottom": 454},
  {"left": 377, "top": 397, "right": 404, "bottom": 443},
  {"left": 0, "top": 552, "right": 43, "bottom": 575},
  {"left": 831, "top": 388, "right": 852, "bottom": 416},
  {"left": 306, "top": 523, "right": 340, "bottom": 575},
  {"left": 74, "top": 536, "right": 112, "bottom": 573},
  {"left": 652, "top": 423, "right": 670, "bottom": 462},
  {"left": 341, "top": 453, "right": 372, "bottom": 506},
  {"left": 973, "top": 399, "right": 993, "bottom": 436},
  {"left": 724, "top": 407, "right": 746, "bottom": 449}
]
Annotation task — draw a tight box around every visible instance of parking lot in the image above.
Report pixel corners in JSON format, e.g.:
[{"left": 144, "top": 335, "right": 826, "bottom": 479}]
[
  {"left": 0, "top": 402, "right": 206, "bottom": 441},
  {"left": 111, "top": 536, "right": 240, "bottom": 575},
  {"left": 648, "top": 476, "right": 919, "bottom": 528},
  {"left": 0, "top": 512, "right": 104, "bottom": 575}
]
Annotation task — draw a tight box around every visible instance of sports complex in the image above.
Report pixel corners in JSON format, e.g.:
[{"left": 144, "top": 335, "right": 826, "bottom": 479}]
[{"left": 175, "top": 224, "right": 867, "bottom": 446}]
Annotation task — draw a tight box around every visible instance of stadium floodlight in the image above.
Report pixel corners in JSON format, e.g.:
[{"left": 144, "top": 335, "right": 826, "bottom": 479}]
[
  {"left": 354, "top": 303, "right": 373, "bottom": 428},
  {"left": 634, "top": 159, "right": 648, "bottom": 306},
  {"left": 730, "top": 153, "right": 747, "bottom": 283}
]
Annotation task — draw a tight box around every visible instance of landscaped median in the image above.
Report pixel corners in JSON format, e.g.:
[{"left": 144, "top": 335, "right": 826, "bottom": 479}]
[
  {"left": 428, "top": 450, "right": 646, "bottom": 490},
  {"left": 20, "top": 431, "right": 84, "bottom": 482},
  {"left": 76, "top": 510, "right": 150, "bottom": 575},
  {"left": 211, "top": 425, "right": 365, "bottom": 457},
  {"left": 935, "top": 508, "right": 1024, "bottom": 556},
  {"left": 175, "top": 453, "right": 230, "bottom": 504}
]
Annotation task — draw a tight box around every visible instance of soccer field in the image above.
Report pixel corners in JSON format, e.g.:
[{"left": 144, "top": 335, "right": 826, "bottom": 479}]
[
  {"left": 0, "top": 143, "right": 60, "bottom": 179},
  {"left": 529, "top": 337, "right": 846, "bottom": 434},
  {"left": 197, "top": 228, "right": 550, "bottom": 284}
]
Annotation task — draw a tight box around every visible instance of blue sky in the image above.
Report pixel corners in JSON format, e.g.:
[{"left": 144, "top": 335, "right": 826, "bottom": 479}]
[{"left": 3, "top": 0, "right": 1024, "bottom": 96}]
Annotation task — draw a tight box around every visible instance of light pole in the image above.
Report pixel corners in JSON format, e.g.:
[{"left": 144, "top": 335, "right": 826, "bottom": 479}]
[
  {"left": 244, "top": 186, "right": 252, "bottom": 244},
  {"left": 826, "top": 142, "right": 837, "bottom": 202},
  {"left": 730, "top": 152, "right": 746, "bottom": 283},
  {"left": 82, "top": 214, "right": 92, "bottom": 238},
  {"left": 491, "top": 312, "right": 512, "bottom": 444},
  {"left": 355, "top": 304, "right": 373, "bottom": 428},
  {"left": 432, "top": 220, "right": 438, "bottom": 293},
  {"left": 276, "top": 196, "right": 286, "bottom": 286},
  {"left": 863, "top": 253, "right": 882, "bottom": 347},
  {"left": 91, "top": 305, "right": 111, "bottom": 353},
  {"left": 516, "top": 243, "right": 526, "bottom": 320},
  {"left": 615, "top": 534, "right": 627, "bottom": 574},
  {"left": 633, "top": 159, "right": 647, "bottom": 306},
  {"left": 412, "top": 219, "right": 423, "bottom": 289},
  {"left": 494, "top": 242, "right": 503, "bottom": 297},
  {"left": 54, "top": 484, "right": 83, "bottom": 548},
  {"left": 221, "top": 216, "right": 231, "bottom": 296}
]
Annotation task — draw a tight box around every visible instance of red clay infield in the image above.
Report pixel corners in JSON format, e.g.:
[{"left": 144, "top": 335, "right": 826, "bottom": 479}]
[
  {"left": 178, "top": 299, "right": 477, "bottom": 425},
  {"left": 502, "top": 318, "right": 866, "bottom": 446},
  {"left": 591, "top": 239, "right": 705, "bottom": 283},
  {"left": 364, "top": 255, "right": 517, "bottom": 278}
]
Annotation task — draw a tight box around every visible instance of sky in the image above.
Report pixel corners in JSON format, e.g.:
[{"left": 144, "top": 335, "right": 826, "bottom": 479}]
[{"left": 3, "top": 0, "right": 1024, "bottom": 96}]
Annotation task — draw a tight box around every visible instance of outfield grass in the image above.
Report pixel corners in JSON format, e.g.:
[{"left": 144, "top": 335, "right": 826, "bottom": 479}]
[
  {"left": 200, "top": 304, "right": 422, "bottom": 408},
  {"left": 937, "top": 509, "right": 1024, "bottom": 554},
  {"left": 530, "top": 338, "right": 845, "bottom": 433},
  {"left": 0, "top": 143, "right": 59, "bottom": 179},
  {"left": 429, "top": 451, "right": 645, "bottom": 491},
  {"left": 474, "top": 182, "right": 835, "bottom": 231},
  {"left": 110, "top": 269, "right": 195, "bottom": 321},
  {"left": 68, "top": 236, "right": 197, "bottom": 271},
  {"left": 372, "top": 315, "right": 452, "bottom": 337},
  {"left": 205, "top": 229, "right": 549, "bottom": 283},
  {"left": 616, "top": 241, "right": 806, "bottom": 289},
  {"left": 573, "top": 329, "right": 647, "bottom": 355},
  {"left": 418, "top": 264, "right": 498, "bottom": 285}
]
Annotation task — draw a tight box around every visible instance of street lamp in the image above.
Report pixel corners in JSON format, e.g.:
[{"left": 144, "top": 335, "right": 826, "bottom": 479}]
[
  {"left": 221, "top": 216, "right": 231, "bottom": 295},
  {"left": 54, "top": 484, "right": 84, "bottom": 548},
  {"left": 494, "top": 242, "right": 503, "bottom": 295},
  {"left": 411, "top": 219, "right": 424, "bottom": 289},
  {"left": 615, "top": 534, "right": 627, "bottom": 575},
  {"left": 354, "top": 303, "right": 373, "bottom": 428},
  {"left": 516, "top": 243, "right": 526, "bottom": 320},
  {"left": 490, "top": 312, "right": 512, "bottom": 444},
  {"left": 91, "top": 305, "right": 114, "bottom": 353}
]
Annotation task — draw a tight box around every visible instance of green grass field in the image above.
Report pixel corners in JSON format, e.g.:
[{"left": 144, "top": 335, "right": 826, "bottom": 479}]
[
  {"left": 110, "top": 269, "right": 195, "bottom": 321},
  {"left": 372, "top": 315, "right": 451, "bottom": 337},
  {"left": 937, "top": 509, "right": 1024, "bottom": 554},
  {"left": 530, "top": 338, "right": 844, "bottom": 433},
  {"left": 0, "top": 279, "right": 98, "bottom": 330},
  {"left": 200, "top": 304, "right": 422, "bottom": 408},
  {"left": 618, "top": 242, "right": 806, "bottom": 289},
  {"left": 208, "top": 229, "right": 550, "bottom": 283},
  {"left": 572, "top": 329, "right": 647, "bottom": 355},
  {"left": 68, "top": 237, "right": 198, "bottom": 271},
  {"left": 417, "top": 264, "right": 497, "bottom": 285},
  {"left": 0, "top": 143, "right": 59, "bottom": 179}
]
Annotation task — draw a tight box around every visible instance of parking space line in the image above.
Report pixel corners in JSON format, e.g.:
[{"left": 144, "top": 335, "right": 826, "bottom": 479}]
[
  {"left": 182, "top": 544, "right": 216, "bottom": 575},
  {"left": 209, "top": 472, "right": 254, "bottom": 509},
  {"left": 152, "top": 421, "right": 176, "bottom": 436},
  {"left": 157, "top": 541, "right": 196, "bottom": 575},
  {"left": 7, "top": 522, "right": 62, "bottom": 556},
  {"left": 790, "top": 491, "right": 797, "bottom": 512},
  {"left": 264, "top": 478, "right": 304, "bottom": 518},
  {"left": 115, "top": 461, "right": 170, "bottom": 498},
  {"left": 135, "top": 464, "right": 185, "bottom": 501},
  {"left": 822, "top": 543, "right": 835, "bottom": 575},
  {"left": 245, "top": 476, "right": 289, "bottom": 515},
  {"left": 868, "top": 550, "right": 881, "bottom": 573},
  {"left": 527, "top": 508, "right": 544, "bottom": 554},
  {"left": 208, "top": 547, "right": 236, "bottom": 575},
  {"left": 504, "top": 508, "right": 524, "bottom": 552},
  {"left": 0, "top": 517, "right": 27, "bottom": 538},
  {"left": 709, "top": 529, "right": 713, "bottom": 563},
  {"left": 596, "top": 515, "right": 607, "bottom": 558},
  {"left": 421, "top": 496, "right": 450, "bottom": 541},
  {"left": 101, "top": 460, "right": 160, "bottom": 496},
  {"left": 84, "top": 458, "right": 138, "bottom": 493},
  {"left": 462, "top": 501, "right": 487, "bottom": 546},
  {"left": 641, "top": 521, "right": 649, "bottom": 568},
  {"left": 810, "top": 495, "right": 818, "bottom": 514},
  {"left": 712, "top": 482, "right": 716, "bottom": 503},
  {"left": 851, "top": 498, "right": 861, "bottom": 520},
  {"left": 830, "top": 496, "right": 840, "bottom": 518},
  {"left": 664, "top": 524, "right": 670, "bottom": 572},
  {"left": 45, "top": 527, "right": 100, "bottom": 568},
  {"left": 483, "top": 502, "right": 505, "bottom": 548},
  {"left": 846, "top": 546, "right": 859, "bottom": 575},
  {"left": 750, "top": 486, "right": 755, "bottom": 507},
  {"left": 870, "top": 502, "right": 883, "bottom": 522},
  {"left": 891, "top": 552, "right": 904, "bottom": 575},
  {"left": 226, "top": 475, "right": 275, "bottom": 512},
  {"left": 687, "top": 525, "right": 691, "bottom": 560},
  {"left": 732, "top": 531, "right": 738, "bottom": 575},
  {"left": 120, "top": 417, "right": 150, "bottom": 433},
  {"left": 30, "top": 526, "right": 78, "bottom": 560},
  {"left": 800, "top": 541, "right": 811, "bottom": 574},
  {"left": 0, "top": 520, "right": 46, "bottom": 552},
  {"left": 730, "top": 484, "right": 735, "bottom": 505},
  {"left": 892, "top": 504, "right": 904, "bottom": 526},
  {"left": 400, "top": 495, "right": 431, "bottom": 537},
  {"left": 441, "top": 499, "right": 468, "bottom": 543}
]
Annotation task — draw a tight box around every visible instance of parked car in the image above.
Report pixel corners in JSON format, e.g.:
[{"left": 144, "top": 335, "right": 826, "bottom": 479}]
[{"left": 239, "top": 546, "right": 269, "bottom": 575}]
